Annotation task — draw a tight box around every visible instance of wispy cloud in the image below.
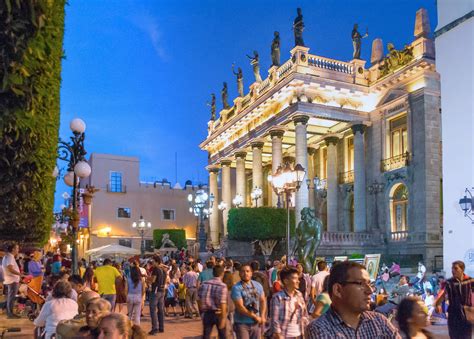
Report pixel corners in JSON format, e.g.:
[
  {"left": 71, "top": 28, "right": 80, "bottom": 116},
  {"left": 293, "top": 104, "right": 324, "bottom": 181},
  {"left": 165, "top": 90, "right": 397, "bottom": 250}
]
[{"left": 128, "top": 11, "right": 167, "bottom": 60}]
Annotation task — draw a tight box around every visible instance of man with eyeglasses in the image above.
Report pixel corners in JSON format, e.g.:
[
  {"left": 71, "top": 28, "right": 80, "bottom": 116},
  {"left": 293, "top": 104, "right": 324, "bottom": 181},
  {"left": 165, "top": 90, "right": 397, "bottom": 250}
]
[{"left": 306, "top": 261, "right": 401, "bottom": 338}]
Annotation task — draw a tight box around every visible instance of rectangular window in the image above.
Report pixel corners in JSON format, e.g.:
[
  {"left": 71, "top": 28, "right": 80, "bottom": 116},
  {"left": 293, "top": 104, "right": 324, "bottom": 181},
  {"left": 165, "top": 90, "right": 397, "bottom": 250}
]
[
  {"left": 161, "top": 209, "right": 175, "bottom": 221},
  {"left": 109, "top": 171, "right": 123, "bottom": 192},
  {"left": 119, "top": 239, "right": 132, "bottom": 248},
  {"left": 389, "top": 115, "right": 408, "bottom": 157},
  {"left": 117, "top": 207, "right": 131, "bottom": 218},
  {"left": 347, "top": 137, "right": 354, "bottom": 171}
]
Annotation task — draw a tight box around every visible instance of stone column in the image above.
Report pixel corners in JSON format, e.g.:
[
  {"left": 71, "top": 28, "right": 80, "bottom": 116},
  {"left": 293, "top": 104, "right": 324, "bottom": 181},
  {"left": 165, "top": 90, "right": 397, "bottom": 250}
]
[
  {"left": 251, "top": 141, "right": 264, "bottom": 207},
  {"left": 220, "top": 159, "right": 232, "bottom": 236},
  {"left": 325, "top": 136, "right": 339, "bottom": 232},
  {"left": 270, "top": 129, "right": 285, "bottom": 207},
  {"left": 293, "top": 115, "right": 310, "bottom": 225},
  {"left": 208, "top": 166, "right": 220, "bottom": 246},
  {"left": 307, "top": 147, "right": 317, "bottom": 209},
  {"left": 352, "top": 124, "right": 367, "bottom": 232},
  {"left": 235, "top": 152, "right": 247, "bottom": 207}
]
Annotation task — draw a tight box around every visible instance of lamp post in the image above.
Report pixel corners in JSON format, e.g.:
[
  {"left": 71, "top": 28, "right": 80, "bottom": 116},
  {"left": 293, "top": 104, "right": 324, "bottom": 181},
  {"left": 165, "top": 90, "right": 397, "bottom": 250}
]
[
  {"left": 132, "top": 215, "right": 152, "bottom": 257},
  {"left": 368, "top": 180, "right": 384, "bottom": 229},
  {"left": 269, "top": 162, "right": 306, "bottom": 264},
  {"left": 459, "top": 188, "right": 474, "bottom": 223},
  {"left": 188, "top": 188, "right": 214, "bottom": 252},
  {"left": 232, "top": 194, "right": 243, "bottom": 208},
  {"left": 250, "top": 187, "right": 263, "bottom": 207},
  {"left": 57, "top": 118, "right": 91, "bottom": 275}
]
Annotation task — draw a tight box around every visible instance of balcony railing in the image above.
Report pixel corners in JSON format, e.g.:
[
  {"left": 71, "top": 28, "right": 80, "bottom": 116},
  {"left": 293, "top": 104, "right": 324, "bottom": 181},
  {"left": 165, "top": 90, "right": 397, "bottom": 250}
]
[
  {"left": 381, "top": 152, "right": 410, "bottom": 172},
  {"left": 308, "top": 55, "right": 354, "bottom": 74},
  {"left": 390, "top": 230, "right": 409, "bottom": 242},
  {"left": 106, "top": 184, "right": 127, "bottom": 193},
  {"left": 339, "top": 170, "right": 354, "bottom": 184},
  {"left": 321, "top": 231, "right": 382, "bottom": 246}
]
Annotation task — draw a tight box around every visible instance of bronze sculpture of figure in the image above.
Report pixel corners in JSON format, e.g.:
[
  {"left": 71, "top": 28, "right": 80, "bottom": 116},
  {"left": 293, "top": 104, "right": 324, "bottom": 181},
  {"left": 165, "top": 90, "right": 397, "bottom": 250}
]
[
  {"left": 293, "top": 207, "right": 322, "bottom": 274},
  {"left": 232, "top": 64, "right": 244, "bottom": 97},
  {"left": 221, "top": 82, "right": 230, "bottom": 110},
  {"left": 246, "top": 51, "right": 262, "bottom": 83},
  {"left": 293, "top": 8, "right": 305, "bottom": 47},
  {"left": 271, "top": 31, "right": 281, "bottom": 66},
  {"left": 352, "top": 23, "right": 368, "bottom": 59},
  {"left": 207, "top": 93, "right": 216, "bottom": 121}
]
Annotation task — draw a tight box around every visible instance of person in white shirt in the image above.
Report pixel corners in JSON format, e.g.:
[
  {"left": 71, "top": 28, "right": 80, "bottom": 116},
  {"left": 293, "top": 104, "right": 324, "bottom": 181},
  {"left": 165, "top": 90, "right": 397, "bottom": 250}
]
[
  {"left": 310, "top": 261, "right": 329, "bottom": 306},
  {"left": 2, "top": 243, "right": 21, "bottom": 318},
  {"left": 34, "top": 281, "right": 78, "bottom": 339}
]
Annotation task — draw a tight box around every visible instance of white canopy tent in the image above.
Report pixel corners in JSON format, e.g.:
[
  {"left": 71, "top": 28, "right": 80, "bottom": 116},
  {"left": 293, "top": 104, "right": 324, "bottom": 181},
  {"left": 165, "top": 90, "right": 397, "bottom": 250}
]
[{"left": 85, "top": 244, "right": 140, "bottom": 259}]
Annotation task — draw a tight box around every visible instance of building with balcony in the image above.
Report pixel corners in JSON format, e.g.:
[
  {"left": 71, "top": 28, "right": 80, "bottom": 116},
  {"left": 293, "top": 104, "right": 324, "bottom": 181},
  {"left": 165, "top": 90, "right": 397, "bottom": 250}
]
[
  {"left": 80, "top": 153, "right": 202, "bottom": 255},
  {"left": 200, "top": 8, "right": 443, "bottom": 268}
]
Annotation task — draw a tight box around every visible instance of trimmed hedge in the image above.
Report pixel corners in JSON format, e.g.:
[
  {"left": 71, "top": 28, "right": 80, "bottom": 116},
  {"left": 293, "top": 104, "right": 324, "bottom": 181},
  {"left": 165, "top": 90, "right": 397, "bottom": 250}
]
[
  {"left": 227, "top": 207, "right": 295, "bottom": 241},
  {"left": 0, "top": 1, "right": 65, "bottom": 245},
  {"left": 153, "top": 229, "right": 187, "bottom": 250}
]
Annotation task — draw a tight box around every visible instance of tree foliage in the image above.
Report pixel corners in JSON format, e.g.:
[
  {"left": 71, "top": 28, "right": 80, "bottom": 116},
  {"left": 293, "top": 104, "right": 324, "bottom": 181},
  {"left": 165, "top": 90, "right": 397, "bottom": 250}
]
[
  {"left": 0, "top": 0, "right": 66, "bottom": 244},
  {"left": 227, "top": 207, "right": 295, "bottom": 241},
  {"left": 153, "top": 229, "right": 187, "bottom": 250}
]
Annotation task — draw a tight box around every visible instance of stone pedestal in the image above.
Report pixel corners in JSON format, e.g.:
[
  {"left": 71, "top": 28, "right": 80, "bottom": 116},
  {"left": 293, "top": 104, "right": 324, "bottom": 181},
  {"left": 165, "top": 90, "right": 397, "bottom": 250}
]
[{"left": 351, "top": 59, "right": 367, "bottom": 85}]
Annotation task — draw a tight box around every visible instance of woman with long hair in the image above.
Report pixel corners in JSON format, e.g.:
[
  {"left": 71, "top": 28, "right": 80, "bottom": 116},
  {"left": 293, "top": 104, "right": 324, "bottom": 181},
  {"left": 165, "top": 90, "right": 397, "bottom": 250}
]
[
  {"left": 127, "top": 265, "right": 145, "bottom": 325},
  {"left": 396, "top": 297, "right": 433, "bottom": 339},
  {"left": 97, "top": 312, "right": 146, "bottom": 339},
  {"left": 83, "top": 266, "right": 97, "bottom": 291},
  {"left": 114, "top": 262, "right": 128, "bottom": 314}
]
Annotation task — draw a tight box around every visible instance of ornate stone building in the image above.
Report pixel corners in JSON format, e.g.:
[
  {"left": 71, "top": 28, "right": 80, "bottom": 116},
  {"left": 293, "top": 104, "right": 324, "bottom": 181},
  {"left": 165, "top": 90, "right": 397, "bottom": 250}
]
[{"left": 200, "top": 9, "right": 442, "bottom": 267}]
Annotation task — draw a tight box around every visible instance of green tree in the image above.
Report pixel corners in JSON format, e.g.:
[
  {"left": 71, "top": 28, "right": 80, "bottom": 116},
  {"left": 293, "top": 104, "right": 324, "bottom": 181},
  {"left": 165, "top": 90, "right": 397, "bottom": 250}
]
[{"left": 0, "top": 1, "right": 66, "bottom": 244}]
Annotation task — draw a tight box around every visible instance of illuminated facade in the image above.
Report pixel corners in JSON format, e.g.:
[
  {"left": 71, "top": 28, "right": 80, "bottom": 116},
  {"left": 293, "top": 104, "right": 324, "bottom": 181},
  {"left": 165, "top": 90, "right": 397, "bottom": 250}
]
[{"left": 200, "top": 9, "right": 442, "bottom": 267}]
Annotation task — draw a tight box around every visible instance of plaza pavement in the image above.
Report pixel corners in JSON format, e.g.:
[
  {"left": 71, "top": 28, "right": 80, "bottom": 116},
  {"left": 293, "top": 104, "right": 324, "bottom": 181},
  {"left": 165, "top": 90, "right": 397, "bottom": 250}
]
[{"left": 0, "top": 306, "right": 449, "bottom": 339}]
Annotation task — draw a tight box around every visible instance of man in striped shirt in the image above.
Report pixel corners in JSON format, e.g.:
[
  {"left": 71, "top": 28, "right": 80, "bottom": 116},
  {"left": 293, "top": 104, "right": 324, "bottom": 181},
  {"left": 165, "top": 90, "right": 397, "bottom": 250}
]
[
  {"left": 306, "top": 261, "right": 400, "bottom": 339},
  {"left": 183, "top": 263, "right": 199, "bottom": 318},
  {"left": 197, "top": 265, "right": 228, "bottom": 339}
]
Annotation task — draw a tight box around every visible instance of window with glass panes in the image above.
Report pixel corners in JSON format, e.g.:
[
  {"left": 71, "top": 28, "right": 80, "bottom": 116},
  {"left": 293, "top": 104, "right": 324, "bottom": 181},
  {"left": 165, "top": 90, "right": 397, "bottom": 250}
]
[
  {"left": 392, "top": 184, "right": 408, "bottom": 232},
  {"left": 161, "top": 209, "right": 175, "bottom": 221},
  {"left": 389, "top": 115, "right": 408, "bottom": 157},
  {"left": 110, "top": 171, "right": 123, "bottom": 192}
]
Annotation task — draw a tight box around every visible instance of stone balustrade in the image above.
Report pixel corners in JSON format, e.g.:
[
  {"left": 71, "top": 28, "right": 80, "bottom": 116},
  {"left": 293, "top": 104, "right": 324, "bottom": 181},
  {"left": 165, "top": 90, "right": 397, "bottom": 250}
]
[
  {"left": 339, "top": 170, "right": 354, "bottom": 184},
  {"left": 321, "top": 231, "right": 381, "bottom": 246},
  {"left": 277, "top": 59, "right": 294, "bottom": 78},
  {"left": 390, "top": 230, "right": 409, "bottom": 241},
  {"left": 381, "top": 152, "right": 410, "bottom": 172},
  {"left": 308, "top": 55, "right": 354, "bottom": 74}
]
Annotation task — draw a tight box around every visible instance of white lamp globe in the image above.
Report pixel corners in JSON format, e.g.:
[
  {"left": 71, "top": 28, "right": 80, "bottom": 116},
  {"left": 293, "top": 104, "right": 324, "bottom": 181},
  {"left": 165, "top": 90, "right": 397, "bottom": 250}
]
[
  {"left": 74, "top": 161, "right": 91, "bottom": 178},
  {"left": 70, "top": 118, "right": 86, "bottom": 134},
  {"left": 52, "top": 166, "right": 59, "bottom": 178},
  {"left": 64, "top": 171, "right": 76, "bottom": 187}
]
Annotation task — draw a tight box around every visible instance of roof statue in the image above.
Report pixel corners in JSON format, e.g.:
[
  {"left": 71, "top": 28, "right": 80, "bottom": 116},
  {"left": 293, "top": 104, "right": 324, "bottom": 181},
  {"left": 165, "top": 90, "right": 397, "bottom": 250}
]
[
  {"left": 246, "top": 50, "right": 262, "bottom": 83},
  {"left": 271, "top": 31, "right": 281, "bottom": 66},
  {"left": 293, "top": 8, "right": 305, "bottom": 47},
  {"left": 221, "top": 82, "right": 230, "bottom": 109},
  {"left": 232, "top": 64, "right": 244, "bottom": 97},
  {"left": 207, "top": 93, "right": 216, "bottom": 121},
  {"left": 352, "top": 23, "right": 368, "bottom": 60},
  {"left": 378, "top": 43, "right": 414, "bottom": 78}
]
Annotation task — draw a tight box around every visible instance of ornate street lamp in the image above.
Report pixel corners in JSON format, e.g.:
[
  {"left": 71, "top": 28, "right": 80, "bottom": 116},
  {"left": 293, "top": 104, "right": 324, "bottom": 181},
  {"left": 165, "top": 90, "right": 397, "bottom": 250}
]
[
  {"left": 459, "top": 188, "right": 474, "bottom": 224},
  {"left": 270, "top": 162, "right": 306, "bottom": 264},
  {"left": 232, "top": 194, "right": 243, "bottom": 208},
  {"left": 57, "top": 118, "right": 91, "bottom": 274},
  {"left": 132, "top": 215, "right": 152, "bottom": 257},
  {"left": 250, "top": 187, "right": 263, "bottom": 207},
  {"left": 218, "top": 201, "right": 228, "bottom": 211},
  {"left": 188, "top": 188, "right": 214, "bottom": 252}
]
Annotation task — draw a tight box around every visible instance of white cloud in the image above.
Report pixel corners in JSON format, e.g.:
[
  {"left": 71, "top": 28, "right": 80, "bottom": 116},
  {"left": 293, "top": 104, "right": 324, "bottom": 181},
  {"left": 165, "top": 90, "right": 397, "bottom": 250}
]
[{"left": 128, "top": 11, "right": 167, "bottom": 60}]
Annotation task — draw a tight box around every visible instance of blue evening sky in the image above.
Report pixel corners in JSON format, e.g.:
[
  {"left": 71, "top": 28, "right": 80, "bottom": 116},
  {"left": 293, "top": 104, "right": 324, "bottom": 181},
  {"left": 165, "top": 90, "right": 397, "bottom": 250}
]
[{"left": 55, "top": 0, "right": 437, "bottom": 209}]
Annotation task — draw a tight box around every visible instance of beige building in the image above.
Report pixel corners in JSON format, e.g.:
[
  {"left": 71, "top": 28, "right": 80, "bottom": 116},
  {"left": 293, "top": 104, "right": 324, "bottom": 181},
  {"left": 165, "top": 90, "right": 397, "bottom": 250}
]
[
  {"left": 200, "top": 9, "right": 443, "bottom": 268},
  {"left": 80, "top": 153, "right": 201, "bottom": 255}
]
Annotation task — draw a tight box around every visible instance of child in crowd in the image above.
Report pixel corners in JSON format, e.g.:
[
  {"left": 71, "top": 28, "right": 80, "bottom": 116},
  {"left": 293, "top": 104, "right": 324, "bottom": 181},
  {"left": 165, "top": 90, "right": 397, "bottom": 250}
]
[
  {"left": 424, "top": 288, "right": 435, "bottom": 319},
  {"left": 165, "top": 282, "right": 178, "bottom": 316},
  {"left": 178, "top": 278, "right": 186, "bottom": 316}
]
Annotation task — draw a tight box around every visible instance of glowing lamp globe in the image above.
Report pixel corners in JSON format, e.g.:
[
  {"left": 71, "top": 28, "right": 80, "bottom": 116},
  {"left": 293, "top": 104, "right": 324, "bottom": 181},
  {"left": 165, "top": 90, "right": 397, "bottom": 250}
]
[
  {"left": 64, "top": 171, "right": 76, "bottom": 187},
  {"left": 74, "top": 161, "right": 91, "bottom": 178},
  {"left": 70, "top": 118, "right": 86, "bottom": 134}
]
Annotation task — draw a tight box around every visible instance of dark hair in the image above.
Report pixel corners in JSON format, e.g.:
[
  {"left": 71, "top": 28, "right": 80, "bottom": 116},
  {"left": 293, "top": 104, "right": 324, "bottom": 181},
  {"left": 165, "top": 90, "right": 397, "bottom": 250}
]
[
  {"left": 396, "top": 297, "right": 419, "bottom": 338},
  {"left": 233, "top": 261, "right": 242, "bottom": 271},
  {"left": 317, "top": 261, "right": 328, "bottom": 271},
  {"left": 279, "top": 266, "right": 299, "bottom": 282},
  {"left": 130, "top": 266, "right": 141, "bottom": 288},
  {"left": 452, "top": 260, "right": 465, "bottom": 271},
  {"left": 6, "top": 243, "right": 18, "bottom": 252},
  {"left": 52, "top": 281, "right": 72, "bottom": 298},
  {"left": 154, "top": 256, "right": 162, "bottom": 265},
  {"left": 213, "top": 265, "right": 225, "bottom": 277},
  {"left": 250, "top": 260, "right": 260, "bottom": 272},
  {"left": 69, "top": 274, "right": 84, "bottom": 285},
  {"left": 240, "top": 263, "right": 252, "bottom": 272},
  {"left": 328, "top": 261, "right": 366, "bottom": 297},
  {"left": 206, "top": 261, "right": 214, "bottom": 269},
  {"left": 103, "top": 258, "right": 112, "bottom": 265},
  {"left": 83, "top": 267, "right": 94, "bottom": 285}
]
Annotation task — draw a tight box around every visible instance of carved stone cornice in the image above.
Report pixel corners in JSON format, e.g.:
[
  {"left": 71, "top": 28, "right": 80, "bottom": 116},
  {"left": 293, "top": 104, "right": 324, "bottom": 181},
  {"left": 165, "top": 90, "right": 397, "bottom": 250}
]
[
  {"left": 351, "top": 123, "right": 367, "bottom": 135},
  {"left": 269, "top": 129, "right": 285, "bottom": 139},
  {"left": 234, "top": 151, "right": 247, "bottom": 159},
  {"left": 250, "top": 141, "right": 265, "bottom": 149},
  {"left": 292, "top": 114, "right": 310, "bottom": 125},
  {"left": 220, "top": 159, "right": 232, "bottom": 167}
]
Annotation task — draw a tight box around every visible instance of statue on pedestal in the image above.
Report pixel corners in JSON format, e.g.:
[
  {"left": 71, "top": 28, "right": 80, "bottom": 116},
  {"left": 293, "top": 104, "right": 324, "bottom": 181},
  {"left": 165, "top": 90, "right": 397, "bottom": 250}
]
[
  {"left": 352, "top": 23, "right": 368, "bottom": 59},
  {"left": 271, "top": 31, "right": 281, "bottom": 66},
  {"left": 293, "top": 8, "right": 305, "bottom": 47},
  {"left": 232, "top": 64, "right": 244, "bottom": 97},
  {"left": 293, "top": 207, "right": 322, "bottom": 274},
  {"left": 160, "top": 233, "right": 176, "bottom": 249},
  {"left": 246, "top": 51, "right": 262, "bottom": 83},
  {"left": 207, "top": 93, "right": 216, "bottom": 121},
  {"left": 221, "top": 82, "right": 230, "bottom": 109}
]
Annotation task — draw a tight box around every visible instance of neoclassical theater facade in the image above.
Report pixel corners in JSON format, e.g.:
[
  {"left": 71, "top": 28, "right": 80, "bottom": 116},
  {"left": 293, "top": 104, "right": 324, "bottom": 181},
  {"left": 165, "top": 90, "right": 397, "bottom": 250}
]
[{"left": 200, "top": 9, "right": 442, "bottom": 266}]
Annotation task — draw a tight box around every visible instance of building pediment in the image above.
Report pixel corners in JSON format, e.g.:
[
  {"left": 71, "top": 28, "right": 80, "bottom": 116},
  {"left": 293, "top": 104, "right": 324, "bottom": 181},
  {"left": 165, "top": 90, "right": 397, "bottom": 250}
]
[{"left": 376, "top": 89, "right": 408, "bottom": 107}]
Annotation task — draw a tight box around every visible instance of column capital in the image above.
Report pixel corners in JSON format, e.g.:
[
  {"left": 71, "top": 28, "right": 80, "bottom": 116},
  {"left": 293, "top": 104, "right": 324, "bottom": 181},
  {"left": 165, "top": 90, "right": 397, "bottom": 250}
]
[
  {"left": 269, "top": 128, "right": 285, "bottom": 139},
  {"left": 324, "top": 136, "right": 339, "bottom": 146},
  {"left": 206, "top": 165, "right": 220, "bottom": 173},
  {"left": 292, "top": 114, "right": 310, "bottom": 126},
  {"left": 250, "top": 140, "right": 265, "bottom": 149},
  {"left": 220, "top": 158, "right": 232, "bottom": 167},
  {"left": 351, "top": 123, "right": 367, "bottom": 135},
  {"left": 307, "top": 147, "right": 317, "bottom": 155},
  {"left": 234, "top": 151, "right": 247, "bottom": 159}
]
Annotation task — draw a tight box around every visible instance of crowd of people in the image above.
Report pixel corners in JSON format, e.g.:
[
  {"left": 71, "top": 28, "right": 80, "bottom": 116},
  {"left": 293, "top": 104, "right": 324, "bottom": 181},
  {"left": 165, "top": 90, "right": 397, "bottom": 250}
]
[{"left": 1, "top": 241, "right": 473, "bottom": 339}]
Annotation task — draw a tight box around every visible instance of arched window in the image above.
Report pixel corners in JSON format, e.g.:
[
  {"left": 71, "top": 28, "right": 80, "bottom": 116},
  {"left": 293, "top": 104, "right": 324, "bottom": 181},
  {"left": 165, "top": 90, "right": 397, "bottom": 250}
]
[{"left": 391, "top": 184, "right": 408, "bottom": 232}]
